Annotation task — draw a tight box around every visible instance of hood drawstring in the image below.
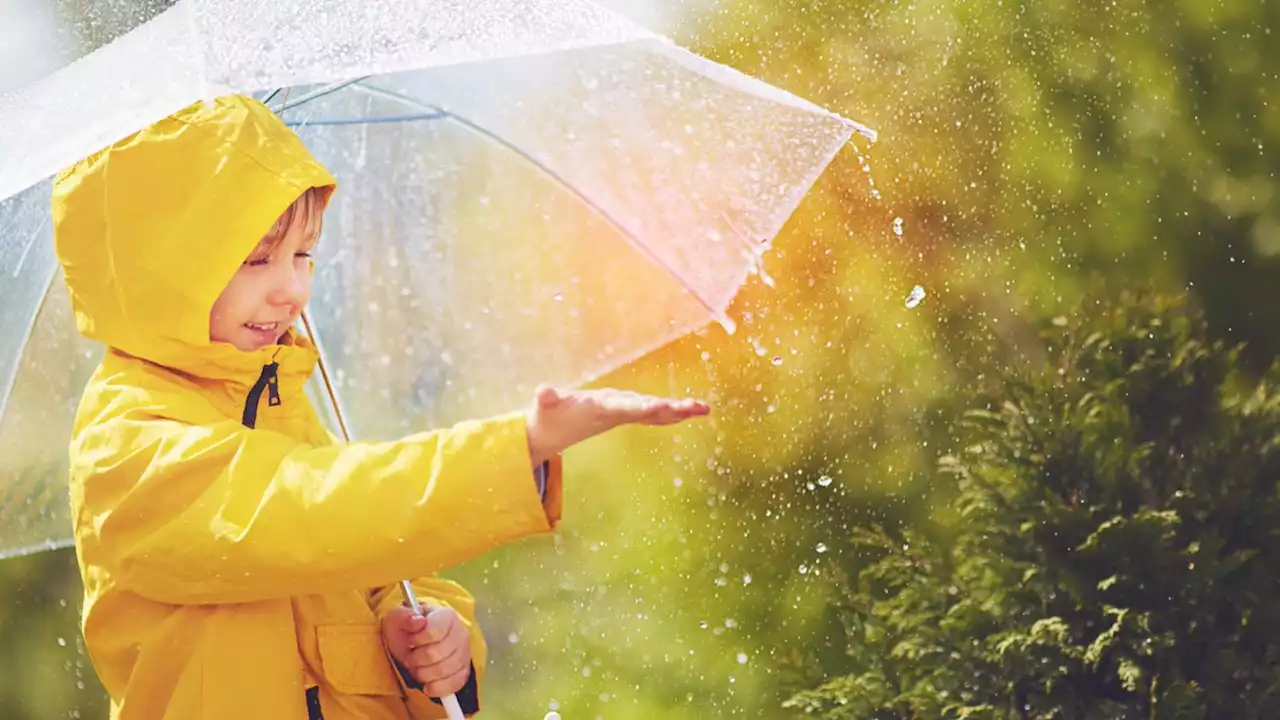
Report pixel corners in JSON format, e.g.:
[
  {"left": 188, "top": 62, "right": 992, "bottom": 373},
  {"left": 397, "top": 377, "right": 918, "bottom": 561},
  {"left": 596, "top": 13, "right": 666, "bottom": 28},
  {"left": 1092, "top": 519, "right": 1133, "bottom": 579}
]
[{"left": 241, "top": 362, "right": 282, "bottom": 429}]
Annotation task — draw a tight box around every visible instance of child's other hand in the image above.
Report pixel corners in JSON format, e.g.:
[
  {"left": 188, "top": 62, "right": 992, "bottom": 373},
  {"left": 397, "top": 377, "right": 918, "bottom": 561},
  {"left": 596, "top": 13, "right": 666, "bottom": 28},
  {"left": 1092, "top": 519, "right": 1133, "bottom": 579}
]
[
  {"left": 525, "top": 385, "right": 711, "bottom": 465},
  {"left": 382, "top": 604, "right": 472, "bottom": 697}
]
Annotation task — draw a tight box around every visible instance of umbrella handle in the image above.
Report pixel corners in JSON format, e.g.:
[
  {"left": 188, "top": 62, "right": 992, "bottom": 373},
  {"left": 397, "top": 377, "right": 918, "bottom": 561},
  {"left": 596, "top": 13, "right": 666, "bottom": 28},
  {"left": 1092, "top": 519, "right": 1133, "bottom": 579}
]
[
  {"left": 399, "top": 580, "right": 467, "bottom": 720},
  {"left": 440, "top": 694, "right": 466, "bottom": 720}
]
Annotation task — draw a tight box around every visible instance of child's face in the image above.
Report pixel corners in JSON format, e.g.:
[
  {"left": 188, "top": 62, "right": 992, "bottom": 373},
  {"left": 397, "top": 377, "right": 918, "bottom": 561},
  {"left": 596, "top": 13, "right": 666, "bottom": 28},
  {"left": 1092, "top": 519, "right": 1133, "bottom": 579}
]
[{"left": 209, "top": 219, "right": 317, "bottom": 352}]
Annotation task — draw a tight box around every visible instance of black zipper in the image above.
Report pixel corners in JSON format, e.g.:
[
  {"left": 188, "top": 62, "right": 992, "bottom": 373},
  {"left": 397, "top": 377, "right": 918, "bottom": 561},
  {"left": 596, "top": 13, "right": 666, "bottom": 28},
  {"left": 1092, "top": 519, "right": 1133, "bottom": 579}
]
[{"left": 241, "top": 362, "right": 281, "bottom": 429}]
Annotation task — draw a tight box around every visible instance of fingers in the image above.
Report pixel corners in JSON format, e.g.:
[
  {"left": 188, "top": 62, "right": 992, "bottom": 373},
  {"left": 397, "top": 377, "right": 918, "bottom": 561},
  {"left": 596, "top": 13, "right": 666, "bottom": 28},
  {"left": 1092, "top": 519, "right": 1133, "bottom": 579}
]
[
  {"left": 588, "top": 390, "right": 709, "bottom": 419},
  {"left": 407, "top": 613, "right": 453, "bottom": 648},
  {"left": 422, "top": 661, "right": 471, "bottom": 698},
  {"left": 535, "top": 384, "right": 562, "bottom": 409},
  {"left": 399, "top": 610, "right": 428, "bottom": 634},
  {"left": 411, "top": 621, "right": 464, "bottom": 672},
  {"left": 636, "top": 396, "right": 712, "bottom": 425},
  {"left": 409, "top": 622, "right": 470, "bottom": 690}
]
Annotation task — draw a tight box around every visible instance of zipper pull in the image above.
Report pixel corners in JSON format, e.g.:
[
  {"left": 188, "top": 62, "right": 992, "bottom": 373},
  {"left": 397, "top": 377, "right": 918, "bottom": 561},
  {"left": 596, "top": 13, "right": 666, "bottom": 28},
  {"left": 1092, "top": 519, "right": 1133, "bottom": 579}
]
[{"left": 267, "top": 362, "right": 281, "bottom": 407}]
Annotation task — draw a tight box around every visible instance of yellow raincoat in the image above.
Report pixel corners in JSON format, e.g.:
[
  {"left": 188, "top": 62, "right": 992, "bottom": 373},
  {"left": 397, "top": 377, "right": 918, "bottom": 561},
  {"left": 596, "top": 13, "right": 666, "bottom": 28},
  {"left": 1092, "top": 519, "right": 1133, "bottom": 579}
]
[{"left": 53, "top": 96, "right": 562, "bottom": 719}]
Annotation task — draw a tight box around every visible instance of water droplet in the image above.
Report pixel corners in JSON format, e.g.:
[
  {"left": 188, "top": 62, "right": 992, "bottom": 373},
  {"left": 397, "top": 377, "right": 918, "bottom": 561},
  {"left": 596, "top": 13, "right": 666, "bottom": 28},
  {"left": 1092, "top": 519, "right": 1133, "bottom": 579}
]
[
  {"left": 673, "top": 476, "right": 684, "bottom": 487},
  {"left": 545, "top": 713, "right": 563, "bottom": 720},
  {"left": 737, "top": 652, "right": 749, "bottom": 664},
  {"left": 905, "top": 285, "right": 926, "bottom": 309},
  {"left": 508, "top": 632, "right": 520, "bottom": 644},
  {"left": 771, "top": 356, "right": 783, "bottom": 366},
  {"left": 892, "top": 217, "right": 904, "bottom": 237},
  {"left": 817, "top": 475, "right": 833, "bottom": 487},
  {"left": 552, "top": 292, "right": 563, "bottom": 302},
  {"left": 742, "top": 574, "right": 753, "bottom": 585},
  {"left": 816, "top": 542, "right": 829, "bottom": 554},
  {"left": 798, "top": 564, "right": 809, "bottom": 575},
  {"left": 57, "top": 637, "right": 67, "bottom": 647}
]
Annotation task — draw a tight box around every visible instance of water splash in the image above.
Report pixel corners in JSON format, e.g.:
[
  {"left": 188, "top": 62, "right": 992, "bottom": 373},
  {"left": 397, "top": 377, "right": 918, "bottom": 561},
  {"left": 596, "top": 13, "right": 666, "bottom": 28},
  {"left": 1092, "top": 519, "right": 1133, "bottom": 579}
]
[
  {"left": 846, "top": 135, "right": 883, "bottom": 201},
  {"left": 905, "top": 285, "right": 926, "bottom": 309}
]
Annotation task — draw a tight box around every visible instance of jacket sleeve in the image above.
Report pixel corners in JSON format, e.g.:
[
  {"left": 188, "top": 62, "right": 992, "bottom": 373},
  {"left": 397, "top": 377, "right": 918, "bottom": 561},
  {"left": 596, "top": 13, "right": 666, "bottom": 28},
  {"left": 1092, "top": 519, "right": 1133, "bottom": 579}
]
[{"left": 70, "top": 386, "right": 558, "bottom": 605}]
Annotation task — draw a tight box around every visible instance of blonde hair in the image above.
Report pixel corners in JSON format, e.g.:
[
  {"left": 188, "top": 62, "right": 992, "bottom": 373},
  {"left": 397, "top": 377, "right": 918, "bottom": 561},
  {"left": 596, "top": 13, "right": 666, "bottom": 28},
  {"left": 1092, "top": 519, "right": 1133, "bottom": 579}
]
[{"left": 252, "top": 186, "right": 328, "bottom": 258}]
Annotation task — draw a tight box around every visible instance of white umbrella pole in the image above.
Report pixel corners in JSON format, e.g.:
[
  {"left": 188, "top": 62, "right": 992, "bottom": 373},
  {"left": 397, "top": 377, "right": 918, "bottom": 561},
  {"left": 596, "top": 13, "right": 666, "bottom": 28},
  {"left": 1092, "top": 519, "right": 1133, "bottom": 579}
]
[{"left": 303, "top": 312, "right": 466, "bottom": 719}]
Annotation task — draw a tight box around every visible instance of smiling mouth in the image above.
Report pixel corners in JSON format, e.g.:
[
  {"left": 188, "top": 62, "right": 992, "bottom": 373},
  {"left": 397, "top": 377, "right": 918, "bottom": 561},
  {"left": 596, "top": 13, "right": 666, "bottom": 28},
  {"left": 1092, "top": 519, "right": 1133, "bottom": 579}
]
[{"left": 244, "top": 321, "right": 283, "bottom": 332}]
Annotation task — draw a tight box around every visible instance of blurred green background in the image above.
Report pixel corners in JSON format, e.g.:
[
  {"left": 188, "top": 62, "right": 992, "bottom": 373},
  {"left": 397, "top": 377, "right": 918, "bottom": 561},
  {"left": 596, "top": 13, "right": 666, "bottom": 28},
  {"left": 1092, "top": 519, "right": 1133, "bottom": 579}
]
[{"left": 2, "top": 0, "right": 1277, "bottom": 717}]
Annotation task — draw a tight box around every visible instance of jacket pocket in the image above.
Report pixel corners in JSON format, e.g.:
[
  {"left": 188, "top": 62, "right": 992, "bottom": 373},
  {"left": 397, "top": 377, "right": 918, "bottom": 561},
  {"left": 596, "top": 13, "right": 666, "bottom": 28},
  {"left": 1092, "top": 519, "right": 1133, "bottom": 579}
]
[{"left": 316, "top": 623, "right": 402, "bottom": 696}]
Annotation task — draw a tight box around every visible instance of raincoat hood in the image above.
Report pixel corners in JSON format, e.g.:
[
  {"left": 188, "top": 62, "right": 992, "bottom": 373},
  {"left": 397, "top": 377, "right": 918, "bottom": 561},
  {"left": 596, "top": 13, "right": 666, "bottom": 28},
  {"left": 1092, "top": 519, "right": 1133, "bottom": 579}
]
[{"left": 52, "top": 95, "right": 336, "bottom": 378}]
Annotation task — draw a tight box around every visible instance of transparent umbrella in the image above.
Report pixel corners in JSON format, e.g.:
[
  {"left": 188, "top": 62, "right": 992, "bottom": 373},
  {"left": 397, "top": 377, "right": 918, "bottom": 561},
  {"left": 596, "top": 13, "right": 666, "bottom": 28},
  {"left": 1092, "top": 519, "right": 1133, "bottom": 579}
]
[{"left": 0, "top": 0, "right": 872, "bottom": 562}]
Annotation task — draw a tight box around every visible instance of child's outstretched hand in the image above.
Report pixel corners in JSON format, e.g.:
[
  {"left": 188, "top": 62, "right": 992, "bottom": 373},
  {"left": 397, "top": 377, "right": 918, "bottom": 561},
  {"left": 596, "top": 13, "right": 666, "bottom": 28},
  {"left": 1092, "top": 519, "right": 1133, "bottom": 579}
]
[
  {"left": 525, "top": 385, "right": 711, "bottom": 465},
  {"left": 382, "top": 603, "right": 471, "bottom": 697}
]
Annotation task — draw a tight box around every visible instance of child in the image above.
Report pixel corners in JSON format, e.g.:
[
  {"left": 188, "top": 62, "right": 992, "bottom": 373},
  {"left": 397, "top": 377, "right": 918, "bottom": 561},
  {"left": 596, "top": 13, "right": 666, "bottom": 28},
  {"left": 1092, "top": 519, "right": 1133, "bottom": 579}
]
[{"left": 53, "top": 95, "right": 709, "bottom": 719}]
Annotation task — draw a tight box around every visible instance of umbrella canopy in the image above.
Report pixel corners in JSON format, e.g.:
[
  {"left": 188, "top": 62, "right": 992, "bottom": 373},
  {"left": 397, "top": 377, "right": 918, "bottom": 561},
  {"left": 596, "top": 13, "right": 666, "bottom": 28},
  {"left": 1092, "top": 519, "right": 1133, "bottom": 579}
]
[{"left": 0, "top": 0, "right": 873, "bottom": 558}]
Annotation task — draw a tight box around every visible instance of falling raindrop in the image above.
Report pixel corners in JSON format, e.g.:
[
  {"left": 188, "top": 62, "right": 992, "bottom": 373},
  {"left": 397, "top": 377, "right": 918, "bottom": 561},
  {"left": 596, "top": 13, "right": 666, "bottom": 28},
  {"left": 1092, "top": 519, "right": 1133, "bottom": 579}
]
[
  {"left": 816, "top": 542, "right": 828, "bottom": 554},
  {"left": 56, "top": 637, "right": 67, "bottom": 647},
  {"left": 905, "top": 285, "right": 926, "bottom": 309},
  {"left": 817, "top": 475, "right": 833, "bottom": 487},
  {"left": 771, "top": 356, "right": 783, "bottom": 366},
  {"left": 737, "top": 652, "right": 749, "bottom": 665},
  {"left": 892, "top": 217, "right": 905, "bottom": 236}
]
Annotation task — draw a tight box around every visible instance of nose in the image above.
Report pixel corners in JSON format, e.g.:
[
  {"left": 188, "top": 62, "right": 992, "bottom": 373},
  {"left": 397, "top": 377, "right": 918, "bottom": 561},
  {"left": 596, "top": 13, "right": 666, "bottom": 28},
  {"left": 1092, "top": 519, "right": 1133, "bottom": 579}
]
[{"left": 267, "top": 261, "right": 309, "bottom": 308}]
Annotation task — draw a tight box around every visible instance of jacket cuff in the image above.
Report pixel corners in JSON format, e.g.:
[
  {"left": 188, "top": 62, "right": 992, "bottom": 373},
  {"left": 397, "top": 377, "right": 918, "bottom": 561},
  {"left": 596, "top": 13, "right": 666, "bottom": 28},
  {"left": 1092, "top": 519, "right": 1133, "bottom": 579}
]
[{"left": 540, "top": 454, "right": 563, "bottom": 528}]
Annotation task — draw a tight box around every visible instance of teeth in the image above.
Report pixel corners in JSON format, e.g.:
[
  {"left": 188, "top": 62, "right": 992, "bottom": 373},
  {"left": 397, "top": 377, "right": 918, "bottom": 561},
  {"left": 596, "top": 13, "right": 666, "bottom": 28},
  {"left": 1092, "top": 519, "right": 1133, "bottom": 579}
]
[{"left": 246, "top": 322, "right": 278, "bottom": 331}]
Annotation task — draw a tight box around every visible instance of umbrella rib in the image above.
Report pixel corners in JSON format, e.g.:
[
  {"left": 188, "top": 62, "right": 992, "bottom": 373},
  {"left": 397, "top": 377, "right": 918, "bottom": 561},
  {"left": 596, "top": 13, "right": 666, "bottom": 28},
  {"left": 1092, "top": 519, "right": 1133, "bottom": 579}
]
[
  {"left": 270, "top": 78, "right": 370, "bottom": 115},
  {"left": 299, "top": 310, "right": 353, "bottom": 443},
  {"left": 284, "top": 112, "right": 448, "bottom": 129},
  {"left": 348, "top": 82, "right": 727, "bottom": 324},
  {"left": 0, "top": 263, "right": 59, "bottom": 421}
]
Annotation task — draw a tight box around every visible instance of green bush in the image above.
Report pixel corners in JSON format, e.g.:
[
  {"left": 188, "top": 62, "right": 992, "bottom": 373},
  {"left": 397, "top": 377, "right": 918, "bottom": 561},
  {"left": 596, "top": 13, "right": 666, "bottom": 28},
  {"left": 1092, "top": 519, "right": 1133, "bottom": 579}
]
[{"left": 788, "top": 293, "right": 1280, "bottom": 719}]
